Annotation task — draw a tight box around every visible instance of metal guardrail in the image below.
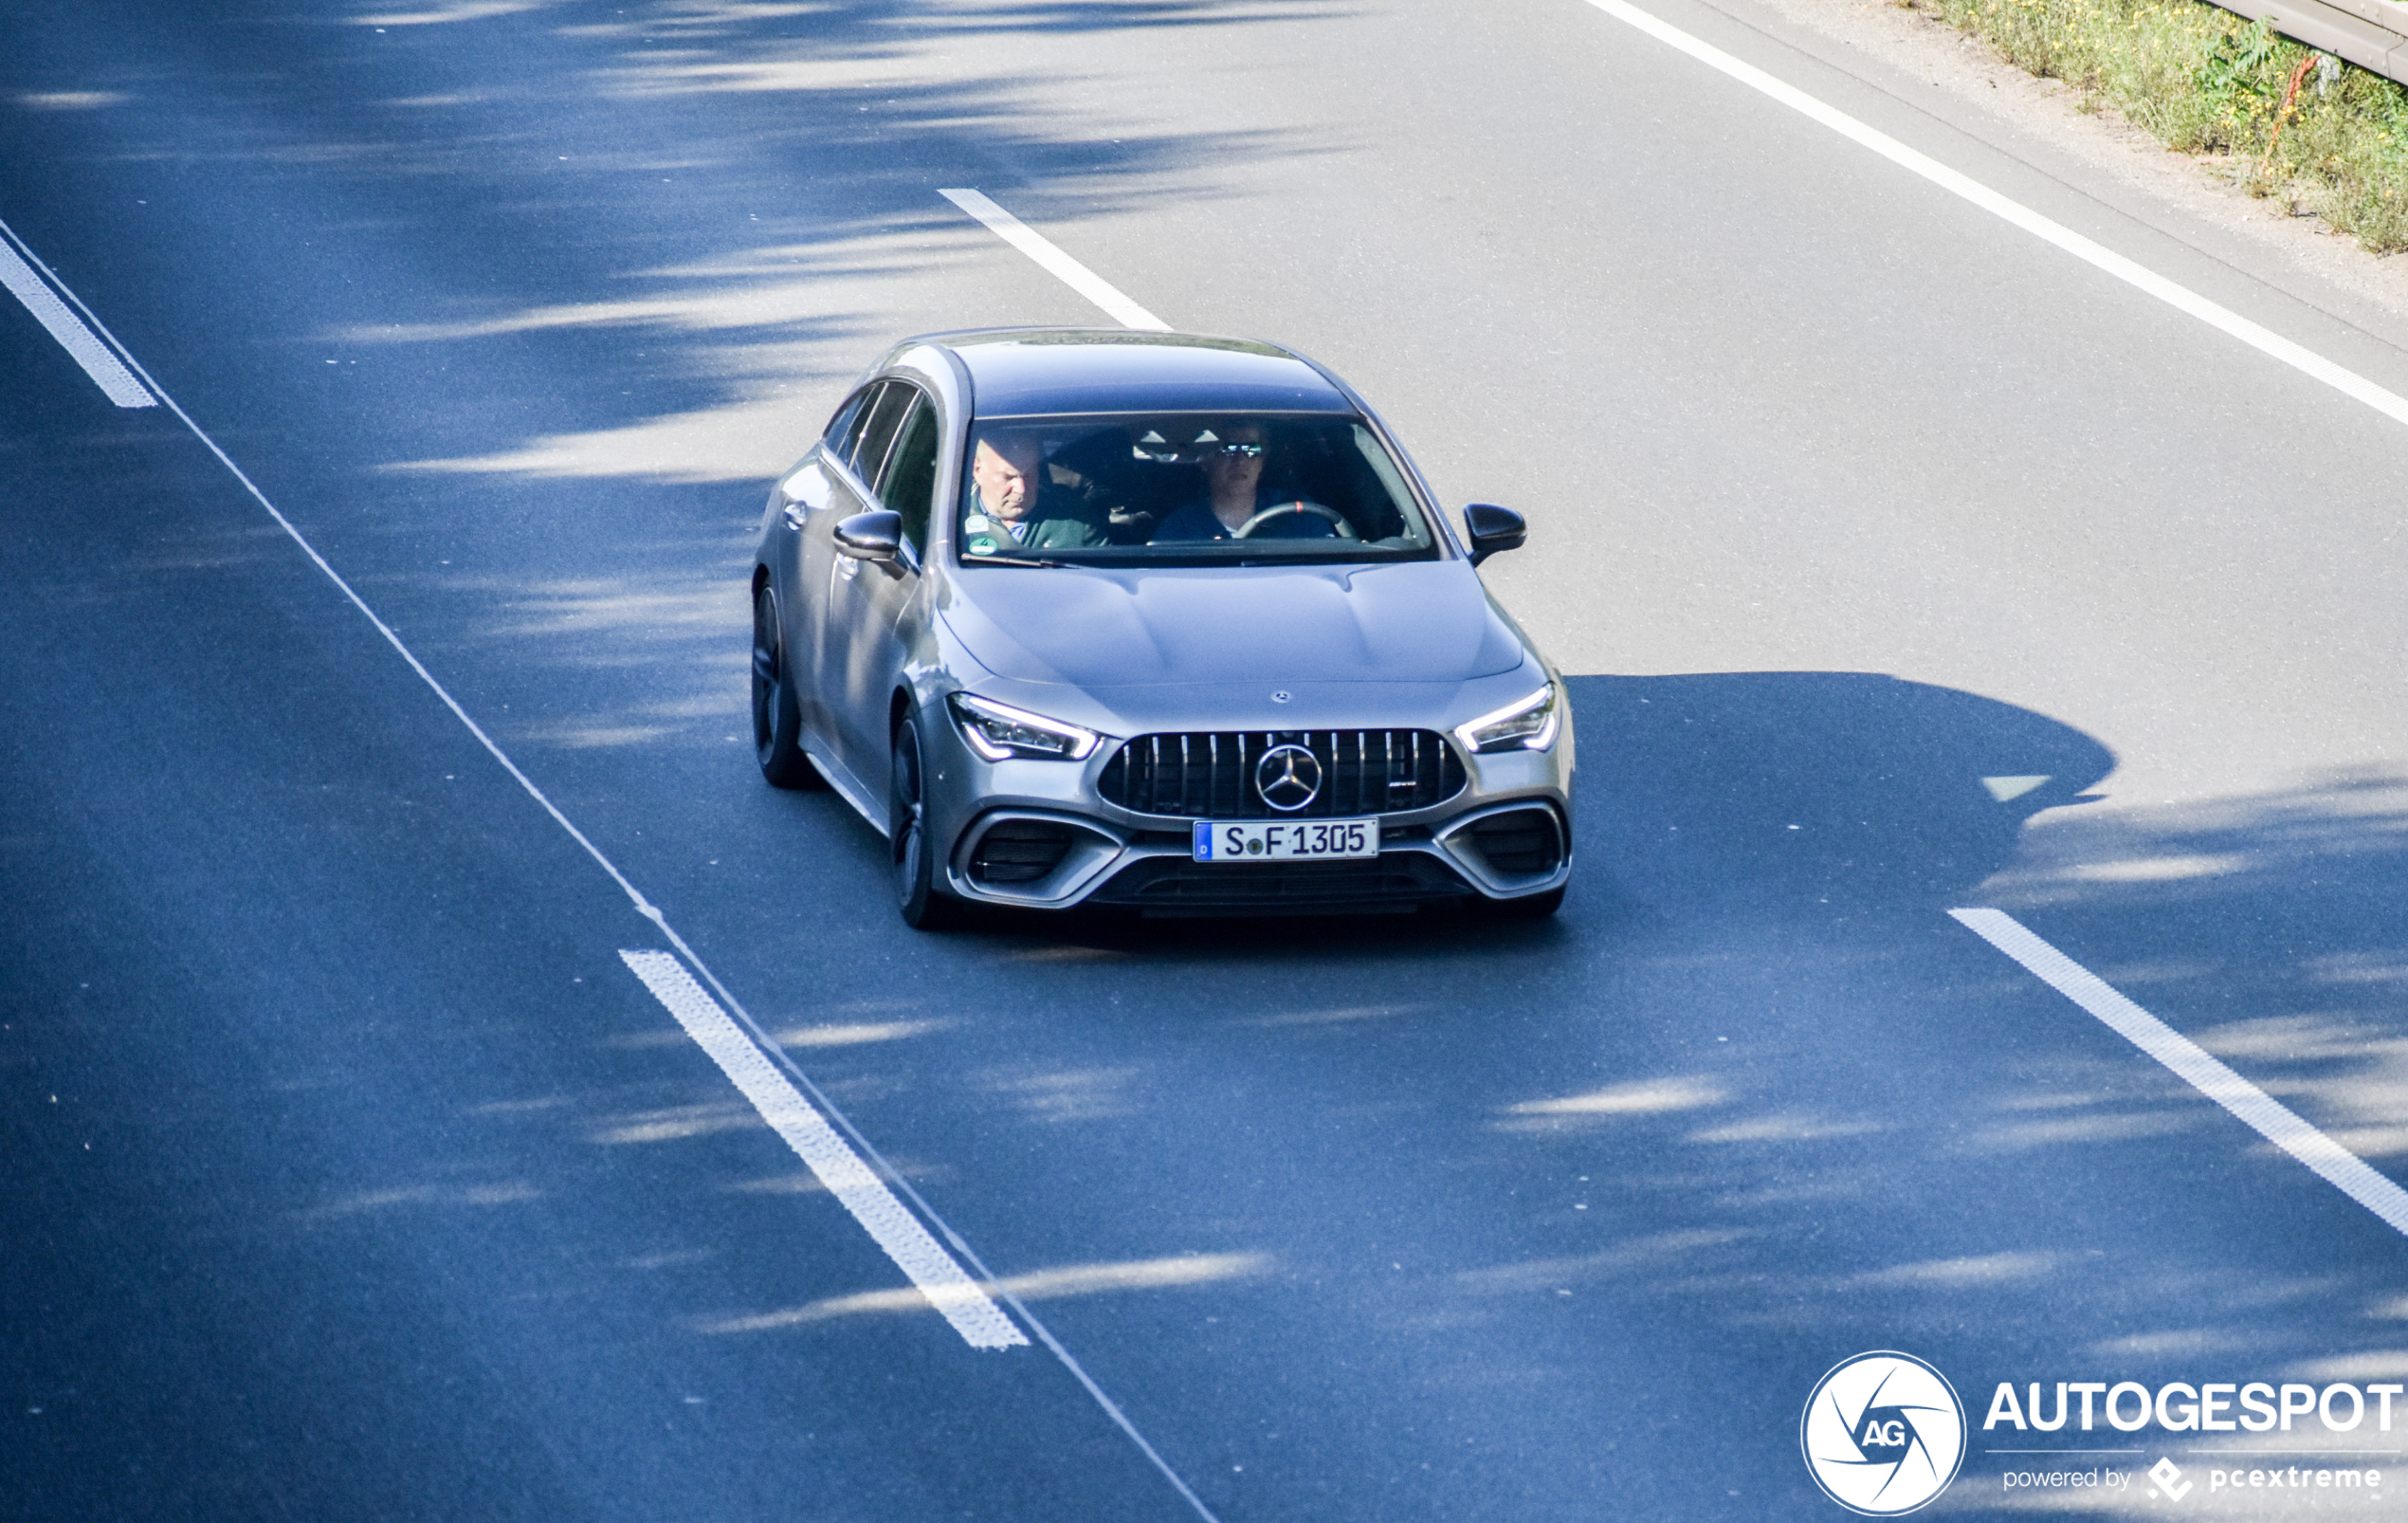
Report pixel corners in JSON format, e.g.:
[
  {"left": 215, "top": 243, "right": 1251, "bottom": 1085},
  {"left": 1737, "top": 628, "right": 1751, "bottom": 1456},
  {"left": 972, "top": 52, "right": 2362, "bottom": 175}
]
[{"left": 2215, "top": 0, "right": 2408, "bottom": 86}]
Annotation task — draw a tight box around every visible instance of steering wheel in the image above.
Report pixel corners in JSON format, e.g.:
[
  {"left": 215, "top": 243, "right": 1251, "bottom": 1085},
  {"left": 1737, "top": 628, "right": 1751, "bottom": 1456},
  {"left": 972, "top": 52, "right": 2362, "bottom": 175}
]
[{"left": 1233, "top": 501, "right": 1357, "bottom": 539}]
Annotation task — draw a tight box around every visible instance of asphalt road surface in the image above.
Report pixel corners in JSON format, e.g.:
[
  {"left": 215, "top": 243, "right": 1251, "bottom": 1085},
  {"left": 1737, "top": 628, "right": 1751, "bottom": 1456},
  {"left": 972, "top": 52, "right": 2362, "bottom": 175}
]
[{"left": 6, "top": 1, "right": 2407, "bottom": 1519}]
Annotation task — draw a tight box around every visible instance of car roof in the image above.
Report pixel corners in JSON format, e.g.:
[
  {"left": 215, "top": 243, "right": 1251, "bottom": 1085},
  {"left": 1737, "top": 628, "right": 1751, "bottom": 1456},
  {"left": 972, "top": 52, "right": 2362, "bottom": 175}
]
[{"left": 920, "top": 328, "right": 1359, "bottom": 418}]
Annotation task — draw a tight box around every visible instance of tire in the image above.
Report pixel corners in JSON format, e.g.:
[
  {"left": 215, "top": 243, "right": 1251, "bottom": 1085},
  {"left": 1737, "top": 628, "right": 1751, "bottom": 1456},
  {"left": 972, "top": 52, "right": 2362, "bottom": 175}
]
[
  {"left": 752, "top": 584, "right": 822, "bottom": 789},
  {"left": 889, "top": 719, "right": 957, "bottom": 929},
  {"left": 1484, "top": 886, "right": 1565, "bottom": 920}
]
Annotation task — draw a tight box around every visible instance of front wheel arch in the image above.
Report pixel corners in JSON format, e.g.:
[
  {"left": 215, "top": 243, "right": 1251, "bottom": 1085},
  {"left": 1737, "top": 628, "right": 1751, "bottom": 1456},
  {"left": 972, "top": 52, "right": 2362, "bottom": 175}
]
[
  {"left": 889, "top": 715, "right": 957, "bottom": 929},
  {"left": 751, "top": 580, "right": 822, "bottom": 790}
]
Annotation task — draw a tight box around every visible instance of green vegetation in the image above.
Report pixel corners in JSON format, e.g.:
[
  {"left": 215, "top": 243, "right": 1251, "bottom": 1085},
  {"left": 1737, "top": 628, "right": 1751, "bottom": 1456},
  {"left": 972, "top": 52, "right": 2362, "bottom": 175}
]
[{"left": 1909, "top": 0, "right": 2408, "bottom": 250}]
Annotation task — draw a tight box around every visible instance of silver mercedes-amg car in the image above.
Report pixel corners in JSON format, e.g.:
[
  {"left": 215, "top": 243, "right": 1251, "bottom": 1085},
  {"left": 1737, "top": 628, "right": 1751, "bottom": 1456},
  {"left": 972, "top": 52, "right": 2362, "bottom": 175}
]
[{"left": 750, "top": 328, "right": 1573, "bottom": 927}]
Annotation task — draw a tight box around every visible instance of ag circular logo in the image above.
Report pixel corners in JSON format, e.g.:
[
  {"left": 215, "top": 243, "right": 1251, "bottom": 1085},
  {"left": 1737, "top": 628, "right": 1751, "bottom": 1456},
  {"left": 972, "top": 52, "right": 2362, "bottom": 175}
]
[
  {"left": 1253, "top": 743, "right": 1322, "bottom": 812},
  {"left": 1800, "top": 1351, "right": 1966, "bottom": 1515}
]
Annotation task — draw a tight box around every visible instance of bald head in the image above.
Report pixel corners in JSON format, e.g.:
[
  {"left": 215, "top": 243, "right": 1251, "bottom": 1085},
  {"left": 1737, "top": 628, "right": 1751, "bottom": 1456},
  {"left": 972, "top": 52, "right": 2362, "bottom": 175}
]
[{"left": 971, "top": 432, "right": 1045, "bottom": 522}]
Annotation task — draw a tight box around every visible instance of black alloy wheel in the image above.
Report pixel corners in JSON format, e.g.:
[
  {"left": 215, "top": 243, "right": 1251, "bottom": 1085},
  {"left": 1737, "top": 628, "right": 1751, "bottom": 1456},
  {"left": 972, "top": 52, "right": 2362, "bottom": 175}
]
[
  {"left": 752, "top": 584, "right": 821, "bottom": 789},
  {"left": 889, "top": 718, "right": 954, "bottom": 928}
]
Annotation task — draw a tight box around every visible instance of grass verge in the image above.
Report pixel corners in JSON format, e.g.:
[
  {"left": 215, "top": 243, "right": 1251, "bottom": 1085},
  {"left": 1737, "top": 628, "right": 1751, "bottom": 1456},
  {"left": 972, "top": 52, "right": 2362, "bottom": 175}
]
[{"left": 1906, "top": 0, "right": 2408, "bottom": 251}]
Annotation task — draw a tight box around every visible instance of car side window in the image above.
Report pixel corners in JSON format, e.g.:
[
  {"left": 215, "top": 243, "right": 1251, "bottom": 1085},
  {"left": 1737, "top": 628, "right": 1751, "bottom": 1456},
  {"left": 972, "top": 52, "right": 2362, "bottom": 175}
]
[
  {"left": 830, "top": 380, "right": 894, "bottom": 479},
  {"left": 848, "top": 382, "right": 914, "bottom": 488},
  {"left": 822, "top": 387, "right": 874, "bottom": 468},
  {"left": 876, "top": 395, "right": 939, "bottom": 555}
]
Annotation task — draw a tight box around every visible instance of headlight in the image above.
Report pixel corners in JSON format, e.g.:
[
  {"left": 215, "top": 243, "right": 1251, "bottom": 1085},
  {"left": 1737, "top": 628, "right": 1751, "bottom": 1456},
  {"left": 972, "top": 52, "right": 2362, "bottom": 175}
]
[
  {"left": 947, "top": 693, "right": 1103, "bottom": 762},
  {"left": 1454, "top": 684, "right": 1559, "bottom": 754}
]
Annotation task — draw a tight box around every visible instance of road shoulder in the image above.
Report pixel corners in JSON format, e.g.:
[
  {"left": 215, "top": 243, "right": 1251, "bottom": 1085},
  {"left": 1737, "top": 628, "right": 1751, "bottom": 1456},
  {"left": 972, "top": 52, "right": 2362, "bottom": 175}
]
[{"left": 1701, "top": 0, "right": 2408, "bottom": 349}]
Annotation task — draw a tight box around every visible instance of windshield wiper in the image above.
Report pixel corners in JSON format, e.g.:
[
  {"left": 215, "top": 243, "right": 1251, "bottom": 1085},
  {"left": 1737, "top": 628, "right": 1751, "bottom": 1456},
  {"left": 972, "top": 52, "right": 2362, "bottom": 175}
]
[{"left": 958, "top": 552, "right": 1071, "bottom": 569}]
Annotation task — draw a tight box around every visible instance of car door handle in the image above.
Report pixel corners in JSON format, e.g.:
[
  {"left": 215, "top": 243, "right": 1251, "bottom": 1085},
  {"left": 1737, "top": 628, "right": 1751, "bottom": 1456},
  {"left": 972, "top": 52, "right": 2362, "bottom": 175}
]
[{"left": 782, "top": 504, "right": 806, "bottom": 530}]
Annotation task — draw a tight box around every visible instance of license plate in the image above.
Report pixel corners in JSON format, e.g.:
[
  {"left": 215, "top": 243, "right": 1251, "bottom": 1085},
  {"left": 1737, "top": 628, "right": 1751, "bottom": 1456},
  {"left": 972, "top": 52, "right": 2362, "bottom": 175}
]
[{"left": 1192, "top": 818, "right": 1379, "bottom": 862}]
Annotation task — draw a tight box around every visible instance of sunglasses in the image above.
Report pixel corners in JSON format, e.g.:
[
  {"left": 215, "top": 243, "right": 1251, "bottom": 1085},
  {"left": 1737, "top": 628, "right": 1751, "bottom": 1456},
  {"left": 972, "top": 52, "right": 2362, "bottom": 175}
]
[{"left": 1204, "top": 442, "right": 1265, "bottom": 459}]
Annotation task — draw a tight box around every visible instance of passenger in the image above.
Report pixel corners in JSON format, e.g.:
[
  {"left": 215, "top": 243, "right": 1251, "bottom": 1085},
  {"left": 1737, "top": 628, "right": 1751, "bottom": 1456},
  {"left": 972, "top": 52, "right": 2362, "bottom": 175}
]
[
  {"left": 1148, "top": 422, "right": 1341, "bottom": 542},
  {"left": 960, "top": 430, "right": 1105, "bottom": 555}
]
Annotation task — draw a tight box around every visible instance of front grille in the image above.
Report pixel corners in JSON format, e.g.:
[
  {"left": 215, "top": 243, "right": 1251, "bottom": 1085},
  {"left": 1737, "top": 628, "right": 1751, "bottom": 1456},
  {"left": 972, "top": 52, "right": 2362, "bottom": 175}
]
[
  {"left": 1097, "top": 730, "right": 1465, "bottom": 818},
  {"left": 1463, "top": 807, "right": 1564, "bottom": 876},
  {"left": 968, "top": 820, "right": 1075, "bottom": 885}
]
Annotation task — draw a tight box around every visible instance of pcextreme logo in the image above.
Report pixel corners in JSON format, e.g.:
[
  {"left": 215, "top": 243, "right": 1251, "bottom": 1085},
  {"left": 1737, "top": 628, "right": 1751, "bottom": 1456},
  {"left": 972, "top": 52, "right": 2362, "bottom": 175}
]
[{"left": 1802, "top": 1351, "right": 1969, "bottom": 1515}]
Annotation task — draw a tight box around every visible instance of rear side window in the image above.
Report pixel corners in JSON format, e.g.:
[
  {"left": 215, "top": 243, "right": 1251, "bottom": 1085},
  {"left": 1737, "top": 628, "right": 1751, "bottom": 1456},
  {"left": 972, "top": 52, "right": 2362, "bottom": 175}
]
[
  {"left": 821, "top": 387, "right": 872, "bottom": 464},
  {"left": 876, "top": 396, "right": 940, "bottom": 554},
  {"left": 848, "top": 382, "right": 915, "bottom": 486}
]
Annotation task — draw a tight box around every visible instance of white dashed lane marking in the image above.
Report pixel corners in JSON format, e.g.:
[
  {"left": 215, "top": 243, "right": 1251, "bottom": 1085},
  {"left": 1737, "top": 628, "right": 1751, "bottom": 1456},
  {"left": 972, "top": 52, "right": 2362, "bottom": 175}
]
[
  {"left": 938, "top": 188, "right": 1169, "bottom": 332},
  {"left": 0, "top": 217, "right": 154, "bottom": 407},
  {"left": 1, "top": 207, "right": 1025, "bottom": 1353},
  {"left": 1952, "top": 908, "right": 2408, "bottom": 1237},
  {"left": 25, "top": 195, "right": 1224, "bottom": 1518},
  {"left": 619, "top": 950, "right": 1026, "bottom": 1351}
]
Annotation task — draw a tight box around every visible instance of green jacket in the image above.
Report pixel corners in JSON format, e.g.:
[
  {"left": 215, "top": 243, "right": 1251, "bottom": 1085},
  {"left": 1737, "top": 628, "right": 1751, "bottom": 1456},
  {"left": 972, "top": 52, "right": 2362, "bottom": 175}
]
[
  {"left": 962, "top": 503, "right": 1106, "bottom": 554},
  {"left": 1016, "top": 512, "right": 1107, "bottom": 549}
]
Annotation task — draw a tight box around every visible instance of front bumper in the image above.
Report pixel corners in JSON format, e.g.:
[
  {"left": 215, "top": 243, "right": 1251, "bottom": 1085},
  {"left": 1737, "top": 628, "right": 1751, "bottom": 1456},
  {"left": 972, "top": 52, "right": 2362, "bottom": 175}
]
[{"left": 924, "top": 724, "right": 1572, "bottom": 913}]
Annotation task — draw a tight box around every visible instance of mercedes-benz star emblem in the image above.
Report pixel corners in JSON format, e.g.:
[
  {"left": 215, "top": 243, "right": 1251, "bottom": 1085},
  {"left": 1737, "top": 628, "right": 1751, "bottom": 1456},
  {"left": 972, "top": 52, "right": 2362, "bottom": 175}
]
[
  {"left": 1270, "top": 690, "right": 1292, "bottom": 704},
  {"left": 1254, "top": 744, "right": 1323, "bottom": 812}
]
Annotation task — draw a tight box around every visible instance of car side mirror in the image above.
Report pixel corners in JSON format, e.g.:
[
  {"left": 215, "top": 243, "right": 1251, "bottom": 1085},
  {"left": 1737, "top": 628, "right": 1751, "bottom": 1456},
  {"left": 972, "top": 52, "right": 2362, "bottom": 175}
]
[
  {"left": 1463, "top": 503, "right": 1526, "bottom": 566},
  {"left": 833, "top": 509, "right": 902, "bottom": 562}
]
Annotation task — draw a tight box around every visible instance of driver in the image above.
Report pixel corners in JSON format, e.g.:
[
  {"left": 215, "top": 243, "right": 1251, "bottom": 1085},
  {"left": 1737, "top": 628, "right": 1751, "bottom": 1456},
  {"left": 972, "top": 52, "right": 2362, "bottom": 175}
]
[
  {"left": 1148, "top": 421, "right": 1341, "bottom": 542},
  {"left": 961, "top": 429, "right": 1105, "bottom": 554}
]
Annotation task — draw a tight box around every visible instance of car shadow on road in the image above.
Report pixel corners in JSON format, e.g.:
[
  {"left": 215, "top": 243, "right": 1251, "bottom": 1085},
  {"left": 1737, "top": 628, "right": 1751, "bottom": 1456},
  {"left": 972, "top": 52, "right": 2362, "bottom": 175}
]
[
  {"left": 906, "top": 701, "right": 2408, "bottom": 1521},
  {"left": 1018, "top": 669, "right": 2115, "bottom": 945},
  {"left": 1564, "top": 670, "right": 2116, "bottom": 918},
  {"left": 726, "top": 672, "right": 2408, "bottom": 1521}
]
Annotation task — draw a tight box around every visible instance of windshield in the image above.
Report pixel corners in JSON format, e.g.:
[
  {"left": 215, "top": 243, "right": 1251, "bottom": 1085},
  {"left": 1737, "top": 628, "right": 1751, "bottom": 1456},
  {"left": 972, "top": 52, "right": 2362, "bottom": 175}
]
[{"left": 954, "top": 413, "right": 1442, "bottom": 566}]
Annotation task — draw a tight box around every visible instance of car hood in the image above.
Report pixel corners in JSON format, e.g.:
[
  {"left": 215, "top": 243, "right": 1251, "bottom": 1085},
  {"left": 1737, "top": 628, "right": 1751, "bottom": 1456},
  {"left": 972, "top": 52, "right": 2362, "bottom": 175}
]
[{"left": 939, "top": 560, "right": 1529, "bottom": 688}]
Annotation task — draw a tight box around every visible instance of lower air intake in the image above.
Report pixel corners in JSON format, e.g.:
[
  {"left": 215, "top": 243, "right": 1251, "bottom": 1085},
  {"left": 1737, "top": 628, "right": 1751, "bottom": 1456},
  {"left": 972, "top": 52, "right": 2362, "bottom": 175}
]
[
  {"left": 1462, "top": 807, "right": 1564, "bottom": 877},
  {"left": 968, "top": 820, "right": 1075, "bottom": 886}
]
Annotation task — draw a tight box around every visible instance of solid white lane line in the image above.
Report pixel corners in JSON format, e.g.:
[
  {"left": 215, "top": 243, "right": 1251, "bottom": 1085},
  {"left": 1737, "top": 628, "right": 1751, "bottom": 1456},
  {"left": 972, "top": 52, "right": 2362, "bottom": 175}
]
[
  {"left": 1950, "top": 908, "right": 2408, "bottom": 1237},
  {"left": 0, "top": 220, "right": 154, "bottom": 407},
  {"left": 938, "top": 189, "right": 1171, "bottom": 331},
  {"left": 1580, "top": 0, "right": 2408, "bottom": 431},
  {"left": 619, "top": 951, "right": 1025, "bottom": 1350}
]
